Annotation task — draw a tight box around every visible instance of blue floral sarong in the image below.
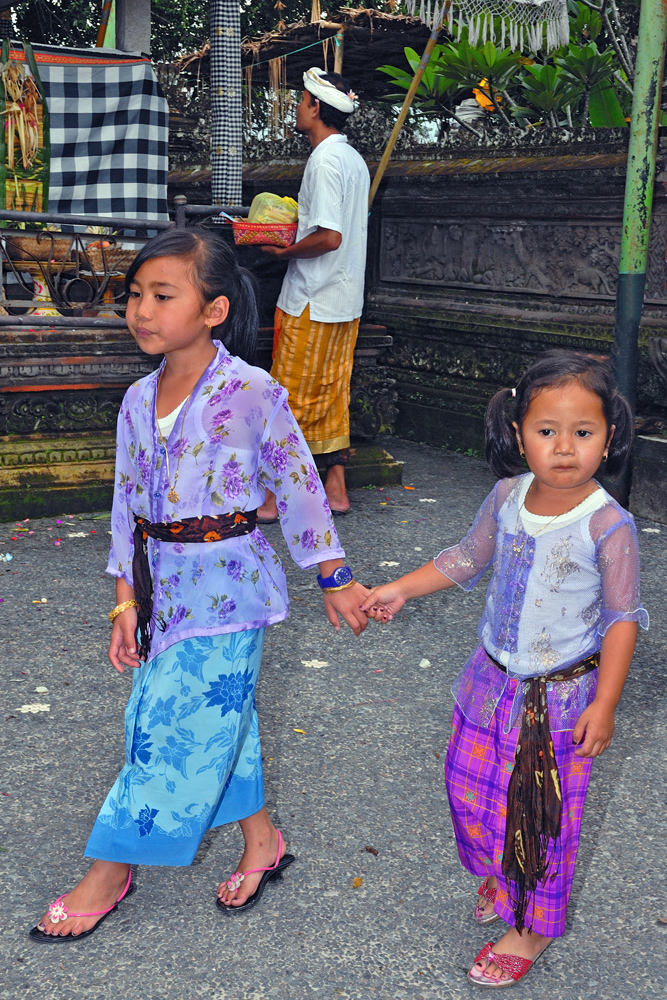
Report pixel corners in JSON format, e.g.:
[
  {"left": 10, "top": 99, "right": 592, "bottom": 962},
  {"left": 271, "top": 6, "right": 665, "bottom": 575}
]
[{"left": 85, "top": 630, "right": 265, "bottom": 866}]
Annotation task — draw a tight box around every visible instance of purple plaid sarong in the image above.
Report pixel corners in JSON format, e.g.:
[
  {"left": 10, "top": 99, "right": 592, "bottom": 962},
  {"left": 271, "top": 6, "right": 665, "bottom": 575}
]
[{"left": 445, "top": 678, "right": 593, "bottom": 938}]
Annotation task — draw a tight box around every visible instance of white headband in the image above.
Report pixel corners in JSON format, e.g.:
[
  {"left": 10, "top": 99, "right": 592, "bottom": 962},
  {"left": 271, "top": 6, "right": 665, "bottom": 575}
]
[{"left": 303, "top": 67, "right": 357, "bottom": 113}]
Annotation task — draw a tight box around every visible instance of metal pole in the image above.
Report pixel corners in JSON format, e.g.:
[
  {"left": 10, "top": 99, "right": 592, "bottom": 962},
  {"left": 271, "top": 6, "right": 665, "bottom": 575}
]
[
  {"left": 368, "top": 22, "right": 441, "bottom": 207},
  {"left": 174, "top": 194, "right": 187, "bottom": 228},
  {"left": 613, "top": 0, "right": 667, "bottom": 503}
]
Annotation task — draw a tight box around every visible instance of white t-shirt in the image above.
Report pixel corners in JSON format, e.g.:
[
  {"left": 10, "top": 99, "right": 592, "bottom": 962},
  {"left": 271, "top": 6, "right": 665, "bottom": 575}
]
[
  {"left": 277, "top": 133, "right": 370, "bottom": 323},
  {"left": 156, "top": 398, "right": 186, "bottom": 437}
]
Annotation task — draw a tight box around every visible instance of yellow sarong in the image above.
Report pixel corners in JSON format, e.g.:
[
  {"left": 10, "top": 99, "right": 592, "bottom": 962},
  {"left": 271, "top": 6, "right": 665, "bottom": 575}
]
[{"left": 271, "top": 305, "right": 360, "bottom": 455}]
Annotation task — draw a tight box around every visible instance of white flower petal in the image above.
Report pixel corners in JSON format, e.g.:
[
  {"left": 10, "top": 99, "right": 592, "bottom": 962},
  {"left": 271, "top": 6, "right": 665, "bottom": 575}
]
[
  {"left": 301, "top": 659, "right": 329, "bottom": 669},
  {"left": 17, "top": 703, "right": 50, "bottom": 713},
  {"left": 419, "top": 498, "right": 437, "bottom": 503},
  {"left": 378, "top": 560, "right": 400, "bottom": 567},
  {"left": 419, "top": 658, "right": 431, "bottom": 668}
]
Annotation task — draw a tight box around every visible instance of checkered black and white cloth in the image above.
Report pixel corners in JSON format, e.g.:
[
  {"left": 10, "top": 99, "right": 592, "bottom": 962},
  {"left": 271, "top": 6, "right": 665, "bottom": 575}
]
[
  {"left": 209, "top": 2, "right": 243, "bottom": 207},
  {"left": 31, "top": 43, "right": 169, "bottom": 221}
]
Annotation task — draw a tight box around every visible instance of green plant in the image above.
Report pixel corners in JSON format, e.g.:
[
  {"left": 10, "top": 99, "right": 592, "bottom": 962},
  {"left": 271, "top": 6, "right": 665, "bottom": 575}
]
[
  {"left": 378, "top": 45, "right": 476, "bottom": 137},
  {"left": 517, "top": 63, "right": 583, "bottom": 126},
  {"left": 554, "top": 41, "right": 623, "bottom": 124}
]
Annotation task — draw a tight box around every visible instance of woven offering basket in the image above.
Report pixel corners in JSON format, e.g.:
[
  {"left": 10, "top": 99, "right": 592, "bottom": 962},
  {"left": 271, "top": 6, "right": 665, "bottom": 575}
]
[
  {"left": 232, "top": 220, "right": 298, "bottom": 248},
  {"left": 83, "top": 246, "right": 137, "bottom": 274},
  {"left": 4, "top": 234, "right": 73, "bottom": 262}
]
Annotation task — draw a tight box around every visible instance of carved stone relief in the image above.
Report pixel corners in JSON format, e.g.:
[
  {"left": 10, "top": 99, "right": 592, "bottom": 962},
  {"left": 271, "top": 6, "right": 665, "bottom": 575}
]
[
  {"left": 380, "top": 217, "right": 667, "bottom": 303},
  {"left": 1, "top": 389, "right": 125, "bottom": 436}
]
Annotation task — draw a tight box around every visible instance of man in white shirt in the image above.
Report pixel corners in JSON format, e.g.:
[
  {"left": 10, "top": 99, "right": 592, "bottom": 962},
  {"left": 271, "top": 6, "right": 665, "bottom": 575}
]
[{"left": 259, "top": 68, "right": 370, "bottom": 518}]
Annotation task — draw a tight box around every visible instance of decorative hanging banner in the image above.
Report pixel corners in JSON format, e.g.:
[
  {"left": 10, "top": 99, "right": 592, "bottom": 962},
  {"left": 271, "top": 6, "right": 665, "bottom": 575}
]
[
  {"left": 405, "top": 0, "right": 569, "bottom": 53},
  {"left": 0, "top": 39, "right": 50, "bottom": 214}
]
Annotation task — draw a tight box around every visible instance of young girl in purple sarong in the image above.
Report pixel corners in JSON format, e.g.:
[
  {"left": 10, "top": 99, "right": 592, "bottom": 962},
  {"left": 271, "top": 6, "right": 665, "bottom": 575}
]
[
  {"left": 362, "top": 351, "right": 648, "bottom": 988},
  {"left": 30, "top": 229, "right": 369, "bottom": 943}
]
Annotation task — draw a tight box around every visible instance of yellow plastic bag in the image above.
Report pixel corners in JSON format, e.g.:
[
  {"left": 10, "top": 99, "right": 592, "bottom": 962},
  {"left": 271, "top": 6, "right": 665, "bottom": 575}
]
[{"left": 247, "top": 192, "right": 298, "bottom": 225}]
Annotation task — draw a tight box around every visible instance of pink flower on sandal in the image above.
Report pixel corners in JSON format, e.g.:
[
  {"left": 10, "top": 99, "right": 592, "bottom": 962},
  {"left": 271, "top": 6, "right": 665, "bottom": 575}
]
[
  {"left": 226, "top": 872, "right": 244, "bottom": 893},
  {"left": 48, "top": 898, "right": 68, "bottom": 923}
]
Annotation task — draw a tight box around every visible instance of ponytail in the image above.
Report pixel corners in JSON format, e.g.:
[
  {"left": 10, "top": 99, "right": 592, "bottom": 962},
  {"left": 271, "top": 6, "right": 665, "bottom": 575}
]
[
  {"left": 604, "top": 390, "right": 634, "bottom": 475},
  {"left": 485, "top": 388, "right": 523, "bottom": 479},
  {"left": 220, "top": 267, "right": 258, "bottom": 364}
]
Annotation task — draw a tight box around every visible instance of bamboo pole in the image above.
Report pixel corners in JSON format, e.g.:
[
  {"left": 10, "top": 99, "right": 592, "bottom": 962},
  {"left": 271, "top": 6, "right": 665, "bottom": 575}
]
[
  {"left": 334, "top": 27, "right": 344, "bottom": 74},
  {"left": 96, "top": 1, "right": 114, "bottom": 48},
  {"left": 368, "top": 21, "right": 442, "bottom": 207}
]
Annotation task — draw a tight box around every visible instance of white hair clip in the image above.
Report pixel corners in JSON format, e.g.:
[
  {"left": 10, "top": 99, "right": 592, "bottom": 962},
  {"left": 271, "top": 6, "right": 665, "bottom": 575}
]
[{"left": 511, "top": 387, "right": 517, "bottom": 397}]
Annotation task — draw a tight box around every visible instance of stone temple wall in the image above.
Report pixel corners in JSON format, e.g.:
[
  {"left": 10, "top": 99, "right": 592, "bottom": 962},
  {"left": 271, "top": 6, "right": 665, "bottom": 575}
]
[{"left": 171, "top": 130, "right": 667, "bottom": 456}]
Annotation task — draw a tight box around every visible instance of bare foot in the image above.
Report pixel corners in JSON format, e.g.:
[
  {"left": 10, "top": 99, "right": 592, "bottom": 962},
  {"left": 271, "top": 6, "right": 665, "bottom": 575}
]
[
  {"left": 469, "top": 926, "right": 552, "bottom": 984},
  {"left": 257, "top": 488, "right": 278, "bottom": 522},
  {"left": 475, "top": 875, "right": 497, "bottom": 920},
  {"left": 35, "top": 860, "right": 131, "bottom": 938},
  {"left": 217, "top": 824, "right": 283, "bottom": 908},
  {"left": 325, "top": 465, "right": 350, "bottom": 514}
]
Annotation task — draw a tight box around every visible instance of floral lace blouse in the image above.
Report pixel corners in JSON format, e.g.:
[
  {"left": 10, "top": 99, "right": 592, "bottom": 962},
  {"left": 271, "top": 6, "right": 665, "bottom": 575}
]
[
  {"left": 107, "top": 340, "right": 344, "bottom": 659},
  {"left": 434, "top": 474, "right": 649, "bottom": 731}
]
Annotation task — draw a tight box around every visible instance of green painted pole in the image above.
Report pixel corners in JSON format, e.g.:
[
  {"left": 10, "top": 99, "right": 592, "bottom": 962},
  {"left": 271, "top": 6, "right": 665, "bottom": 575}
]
[{"left": 613, "top": 0, "right": 667, "bottom": 503}]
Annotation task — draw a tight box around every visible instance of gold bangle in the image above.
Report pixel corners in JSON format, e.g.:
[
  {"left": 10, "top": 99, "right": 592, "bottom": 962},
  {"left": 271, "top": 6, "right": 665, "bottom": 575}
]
[
  {"left": 109, "top": 599, "right": 140, "bottom": 622},
  {"left": 320, "top": 579, "right": 356, "bottom": 594}
]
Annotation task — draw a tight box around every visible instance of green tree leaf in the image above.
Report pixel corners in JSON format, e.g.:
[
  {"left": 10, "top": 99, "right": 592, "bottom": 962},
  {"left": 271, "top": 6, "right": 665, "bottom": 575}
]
[{"left": 588, "top": 84, "right": 627, "bottom": 126}]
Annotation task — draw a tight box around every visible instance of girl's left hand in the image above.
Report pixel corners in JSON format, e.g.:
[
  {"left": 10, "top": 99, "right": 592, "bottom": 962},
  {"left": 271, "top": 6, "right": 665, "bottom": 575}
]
[
  {"left": 323, "top": 582, "right": 370, "bottom": 636},
  {"left": 572, "top": 701, "right": 615, "bottom": 757}
]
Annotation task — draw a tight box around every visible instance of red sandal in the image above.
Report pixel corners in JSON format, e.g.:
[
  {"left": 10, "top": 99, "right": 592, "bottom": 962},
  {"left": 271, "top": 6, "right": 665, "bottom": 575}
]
[
  {"left": 467, "top": 940, "right": 550, "bottom": 988},
  {"left": 474, "top": 877, "right": 500, "bottom": 925}
]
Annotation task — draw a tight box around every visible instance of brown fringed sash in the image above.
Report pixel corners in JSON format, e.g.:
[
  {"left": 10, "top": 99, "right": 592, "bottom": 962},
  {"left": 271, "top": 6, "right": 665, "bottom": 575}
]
[
  {"left": 131, "top": 511, "right": 258, "bottom": 660},
  {"left": 491, "top": 652, "right": 599, "bottom": 933}
]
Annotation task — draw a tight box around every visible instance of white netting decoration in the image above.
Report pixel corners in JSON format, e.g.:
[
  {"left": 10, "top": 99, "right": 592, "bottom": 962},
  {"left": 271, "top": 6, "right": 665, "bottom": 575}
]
[{"left": 405, "top": 0, "right": 570, "bottom": 53}]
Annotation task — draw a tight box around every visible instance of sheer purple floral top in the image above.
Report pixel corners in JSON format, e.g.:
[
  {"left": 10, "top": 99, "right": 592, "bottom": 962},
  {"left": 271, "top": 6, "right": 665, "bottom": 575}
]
[
  {"left": 434, "top": 473, "right": 649, "bottom": 732},
  {"left": 107, "top": 340, "right": 345, "bottom": 660}
]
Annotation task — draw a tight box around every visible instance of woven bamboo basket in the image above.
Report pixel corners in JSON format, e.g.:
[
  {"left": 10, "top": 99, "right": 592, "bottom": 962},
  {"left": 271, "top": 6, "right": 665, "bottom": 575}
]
[
  {"left": 232, "top": 220, "right": 298, "bottom": 247},
  {"left": 83, "top": 246, "right": 137, "bottom": 274},
  {"left": 4, "top": 234, "right": 73, "bottom": 262}
]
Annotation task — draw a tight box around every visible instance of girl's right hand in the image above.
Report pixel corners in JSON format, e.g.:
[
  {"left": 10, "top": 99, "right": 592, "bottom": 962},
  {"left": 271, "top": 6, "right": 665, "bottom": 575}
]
[
  {"left": 108, "top": 608, "right": 143, "bottom": 673},
  {"left": 360, "top": 583, "right": 406, "bottom": 623}
]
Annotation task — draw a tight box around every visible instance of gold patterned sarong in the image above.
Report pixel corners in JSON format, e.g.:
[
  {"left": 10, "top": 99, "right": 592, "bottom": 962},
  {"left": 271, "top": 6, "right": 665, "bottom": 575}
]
[{"left": 271, "top": 305, "right": 359, "bottom": 455}]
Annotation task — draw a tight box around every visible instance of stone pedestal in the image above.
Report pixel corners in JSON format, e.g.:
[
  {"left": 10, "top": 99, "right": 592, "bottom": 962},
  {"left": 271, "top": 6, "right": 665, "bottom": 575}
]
[{"left": 0, "top": 324, "right": 400, "bottom": 521}]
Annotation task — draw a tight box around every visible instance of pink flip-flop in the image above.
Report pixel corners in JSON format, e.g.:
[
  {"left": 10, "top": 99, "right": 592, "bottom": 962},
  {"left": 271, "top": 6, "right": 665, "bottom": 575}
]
[
  {"left": 29, "top": 870, "right": 134, "bottom": 943},
  {"left": 217, "top": 830, "right": 295, "bottom": 914}
]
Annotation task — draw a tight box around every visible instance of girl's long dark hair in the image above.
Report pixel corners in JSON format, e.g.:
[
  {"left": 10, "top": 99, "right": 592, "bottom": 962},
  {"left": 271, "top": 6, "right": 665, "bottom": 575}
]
[
  {"left": 125, "top": 228, "right": 258, "bottom": 363},
  {"left": 485, "top": 350, "right": 634, "bottom": 479}
]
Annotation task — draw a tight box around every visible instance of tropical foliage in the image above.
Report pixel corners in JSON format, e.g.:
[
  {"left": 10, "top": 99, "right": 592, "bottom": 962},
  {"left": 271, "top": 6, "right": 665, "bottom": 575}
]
[{"left": 378, "top": 1, "right": 635, "bottom": 131}]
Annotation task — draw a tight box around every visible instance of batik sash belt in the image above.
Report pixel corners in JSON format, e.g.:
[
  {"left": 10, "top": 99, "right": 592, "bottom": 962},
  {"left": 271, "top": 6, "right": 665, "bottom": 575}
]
[
  {"left": 488, "top": 650, "right": 599, "bottom": 933},
  {"left": 131, "top": 511, "right": 258, "bottom": 660}
]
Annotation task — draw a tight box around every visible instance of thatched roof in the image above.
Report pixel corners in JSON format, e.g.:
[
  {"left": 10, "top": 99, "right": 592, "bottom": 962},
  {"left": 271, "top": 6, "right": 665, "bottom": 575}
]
[{"left": 172, "top": 8, "right": 441, "bottom": 100}]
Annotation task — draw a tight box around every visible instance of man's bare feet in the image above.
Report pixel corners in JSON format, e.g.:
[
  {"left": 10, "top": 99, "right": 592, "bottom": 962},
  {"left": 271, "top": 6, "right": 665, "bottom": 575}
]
[
  {"left": 469, "top": 926, "right": 552, "bottom": 984},
  {"left": 35, "top": 860, "right": 131, "bottom": 938},
  {"left": 324, "top": 464, "right": 349, "bottom": 514},
  {"left": 217, "top": 807, "right": 283, "bottom": 908},
  {"left": 257, "top": 488, "right": 279, "bottom": 522}
]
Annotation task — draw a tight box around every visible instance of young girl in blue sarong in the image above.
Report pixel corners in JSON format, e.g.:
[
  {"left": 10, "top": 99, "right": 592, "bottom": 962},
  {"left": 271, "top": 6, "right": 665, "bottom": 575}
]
[{"left": 30, "top": 229, "right": 368, "bottom": 942}]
